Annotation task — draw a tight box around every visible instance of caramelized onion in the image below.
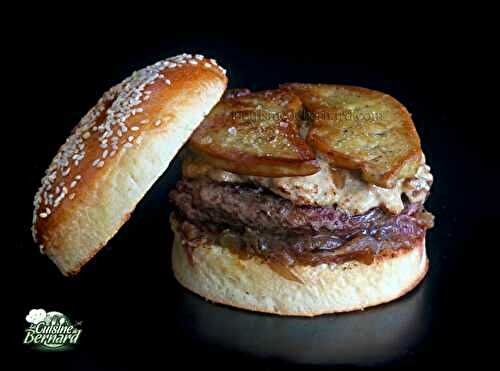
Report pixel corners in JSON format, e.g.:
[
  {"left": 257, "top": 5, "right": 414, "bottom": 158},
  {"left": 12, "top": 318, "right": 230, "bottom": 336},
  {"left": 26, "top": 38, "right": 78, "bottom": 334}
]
[
  {"left": 173, "top": 204, "right": 431, "bottom": 269},
  {"left": 416, "top": 211, "right": 435, "bottom": 228},
  {"left": 267, "top": 261, "right": 304, "bottom": 284}
]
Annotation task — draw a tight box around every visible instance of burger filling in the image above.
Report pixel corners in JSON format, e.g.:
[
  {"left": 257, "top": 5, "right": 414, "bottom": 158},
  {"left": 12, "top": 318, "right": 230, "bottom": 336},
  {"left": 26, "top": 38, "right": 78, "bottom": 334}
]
[{"left": 170, "top": 154, "right": 434, "bottom": 275}]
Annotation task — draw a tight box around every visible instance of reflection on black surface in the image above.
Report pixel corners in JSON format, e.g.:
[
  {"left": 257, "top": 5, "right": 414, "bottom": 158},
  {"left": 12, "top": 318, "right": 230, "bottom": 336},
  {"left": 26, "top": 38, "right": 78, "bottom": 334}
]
[{"left": 172, "top": 277, "right": 430, "bottom": 366}]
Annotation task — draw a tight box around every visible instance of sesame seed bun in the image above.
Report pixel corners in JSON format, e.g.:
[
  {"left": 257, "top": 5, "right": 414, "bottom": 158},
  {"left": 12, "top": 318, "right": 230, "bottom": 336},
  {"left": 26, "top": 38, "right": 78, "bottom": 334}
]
[
  {"left": 170, "top": 216, "right": 428, "bottom": 316},
  {"left": 33, "top": 54, "right": 228, "bottom": 276}
]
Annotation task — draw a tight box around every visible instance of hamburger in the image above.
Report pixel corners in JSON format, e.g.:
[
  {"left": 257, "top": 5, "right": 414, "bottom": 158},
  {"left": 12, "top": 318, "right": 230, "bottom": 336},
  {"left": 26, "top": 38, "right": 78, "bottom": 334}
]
[
  {"left": 169, "top": 85, "right": 434, "bottom": 316},
  {"left": 32, "top": 55, "right": 434, "bottom": 316}
]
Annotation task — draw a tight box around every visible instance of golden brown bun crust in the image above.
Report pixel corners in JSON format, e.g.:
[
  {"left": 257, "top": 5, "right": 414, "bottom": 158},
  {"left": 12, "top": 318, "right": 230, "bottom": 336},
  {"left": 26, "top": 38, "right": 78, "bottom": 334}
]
[
  {"left": 33, "top": 54, "right": 227, "bottom": 276},
  {"left": 171, "top": 218, "right": 428, "bottom": 316}
]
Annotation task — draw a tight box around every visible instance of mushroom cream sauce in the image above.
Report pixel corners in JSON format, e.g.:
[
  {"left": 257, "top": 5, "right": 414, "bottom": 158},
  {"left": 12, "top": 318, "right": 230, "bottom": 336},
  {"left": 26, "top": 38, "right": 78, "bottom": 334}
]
[{"left": 182, "top": 154, "right": 432, "bottom": 215}]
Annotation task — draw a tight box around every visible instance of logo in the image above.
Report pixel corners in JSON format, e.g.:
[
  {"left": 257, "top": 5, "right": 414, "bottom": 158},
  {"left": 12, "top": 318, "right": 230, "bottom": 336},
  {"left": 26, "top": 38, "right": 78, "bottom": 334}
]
[{"left": 23, "top": 309, "right": 82, "bottom": 351}]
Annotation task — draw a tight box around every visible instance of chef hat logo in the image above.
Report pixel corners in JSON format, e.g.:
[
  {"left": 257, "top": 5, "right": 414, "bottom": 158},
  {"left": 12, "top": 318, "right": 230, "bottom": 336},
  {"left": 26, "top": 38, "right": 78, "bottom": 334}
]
[
  {"left": 26, "top": 309, "right": 47, "bottom": 324},
  {"left": 44, "top": 311, "right": 67, "bottom": 325}
]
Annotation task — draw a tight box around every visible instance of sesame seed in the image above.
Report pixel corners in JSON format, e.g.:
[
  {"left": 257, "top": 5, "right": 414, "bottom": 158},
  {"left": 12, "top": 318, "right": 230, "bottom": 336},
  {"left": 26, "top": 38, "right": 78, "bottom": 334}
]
[
  {"left": 102, "top": 150, "right": 109, "bottom": 158},
  {"left": 204, "top": 62, "right": 211, "bottom": 68},
  {"left": 97, "top": 160, "right": 105, "bottom": 168},
  {"left": 189, "top": 60, "right": 198, "bottom": 65},
  {"left": 128, "top": 136, "right": 134, "bottom": 142},
  {"left": 92, "top": 159, "right": 100, "bottom": 167},
  {"left": 164, "top": 79, "right": 171, "bottom": 85},
  {"left": 69, "top": 193, "right": 75, "bottom": 200},
  {"left": 82, "top": 132, "right": 91, "bottom": 139},
  {"left": 70, "top": 181, "right": 77, "bottom": 188},
  {"left": 39, "top": 213, "right": 48, "bottom": 218},
  {"left": 131, "top": 126, "right": 139, "bottom": 131},
  {"left": 154, "top": 119, "right": 162, "bottom": 126},
  {"left": 75, "top": 175, "right": 82, "bottom": 180},
  {"left": 53, "top": 198, "right": 61, "bottom": 208},
  {"left": 201, "top": 136, "right": 212, "bottom": 144},
  {"left": 195, "top": 54, "right": 204, "bottom": 60},
  {"left": 228, "top": 127, "right": 237, "bottom": 135},
  {"left": 140, "top": 119, "right": 149, "bottom": 124}
]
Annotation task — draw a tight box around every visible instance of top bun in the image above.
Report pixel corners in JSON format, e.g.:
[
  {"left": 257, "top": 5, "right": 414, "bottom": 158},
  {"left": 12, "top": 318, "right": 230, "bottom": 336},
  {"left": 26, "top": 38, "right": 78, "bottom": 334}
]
[{"left": 32, "top": 53, "right": 228, "bottom": 275}]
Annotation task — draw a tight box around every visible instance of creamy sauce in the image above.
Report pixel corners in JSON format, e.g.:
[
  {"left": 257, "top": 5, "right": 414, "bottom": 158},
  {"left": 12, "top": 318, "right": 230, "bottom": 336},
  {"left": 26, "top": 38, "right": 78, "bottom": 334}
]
[{"left": 182, "top": 154, "right": 433, "bottom": 215}]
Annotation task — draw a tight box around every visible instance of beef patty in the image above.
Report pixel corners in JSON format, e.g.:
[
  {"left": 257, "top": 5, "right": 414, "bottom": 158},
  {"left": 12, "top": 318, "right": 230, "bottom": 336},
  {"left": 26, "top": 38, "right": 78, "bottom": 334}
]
[{"left": 170, "top": 179, "right": 434, "bottom": 268}]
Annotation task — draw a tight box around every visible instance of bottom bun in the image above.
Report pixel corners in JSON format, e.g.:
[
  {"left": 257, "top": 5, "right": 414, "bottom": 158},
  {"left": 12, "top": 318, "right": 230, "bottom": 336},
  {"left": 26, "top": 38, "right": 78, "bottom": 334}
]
[{"left": 171, "top": 221, "right": 428, "bottom": 316}]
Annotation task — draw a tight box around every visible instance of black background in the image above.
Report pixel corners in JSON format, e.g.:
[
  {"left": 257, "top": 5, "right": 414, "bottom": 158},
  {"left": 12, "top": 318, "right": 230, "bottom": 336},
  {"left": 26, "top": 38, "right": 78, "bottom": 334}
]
[{"left": 13, "top": 25, "right": 494, "bottom": 370}]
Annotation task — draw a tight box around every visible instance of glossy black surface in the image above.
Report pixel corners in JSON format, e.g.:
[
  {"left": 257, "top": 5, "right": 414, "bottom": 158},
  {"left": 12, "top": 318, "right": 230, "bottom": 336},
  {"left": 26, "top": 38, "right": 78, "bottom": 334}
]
[{"left": 15, "top": 30, "right": 492, "bottom": 369}]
